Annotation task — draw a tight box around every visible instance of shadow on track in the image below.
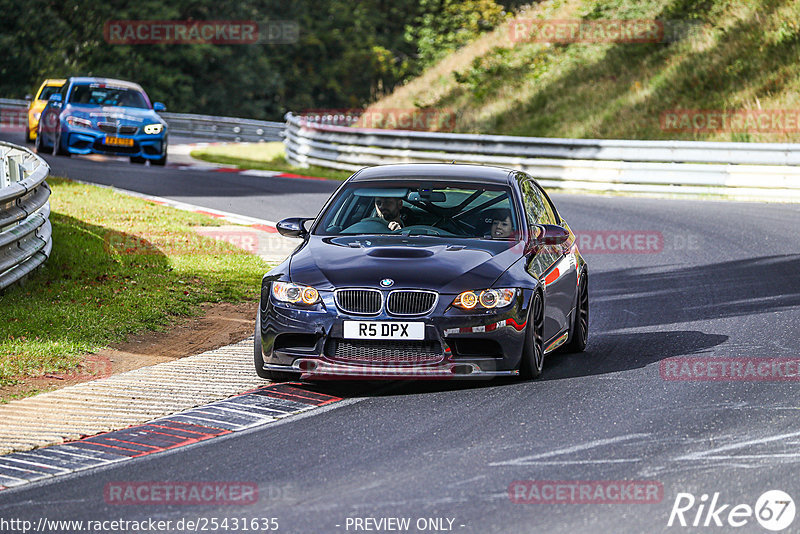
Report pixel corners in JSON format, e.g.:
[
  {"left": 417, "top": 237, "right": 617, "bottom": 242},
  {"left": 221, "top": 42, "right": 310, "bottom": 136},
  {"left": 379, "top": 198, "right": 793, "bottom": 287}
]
[
  {"left": 591, "top": 254, "right": 800, "bottom": 329},
  {"left": 542, "top": 330, "right": 728, "bottom": 381}
]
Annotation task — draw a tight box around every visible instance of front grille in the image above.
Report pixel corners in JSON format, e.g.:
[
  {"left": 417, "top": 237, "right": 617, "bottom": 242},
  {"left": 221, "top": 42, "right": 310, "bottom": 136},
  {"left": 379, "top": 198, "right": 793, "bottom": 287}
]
[
  {"left": 335, "top": 289, "right": 382, "bottom": 315},
  {"left": 387, "top": 290, "right": 437, "bottom": 316},
  {"left": 97, "top": 123, "right": 138, "bottom": 135},
  {"left": 326, "top": 339, "right": 442, "bottom": 365}
]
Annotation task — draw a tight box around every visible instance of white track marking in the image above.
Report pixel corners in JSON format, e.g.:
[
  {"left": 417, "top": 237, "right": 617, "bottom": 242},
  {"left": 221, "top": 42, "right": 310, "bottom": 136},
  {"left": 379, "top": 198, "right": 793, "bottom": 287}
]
[{"left": 488, "top": 433, "right": 649, "bottom": 466}]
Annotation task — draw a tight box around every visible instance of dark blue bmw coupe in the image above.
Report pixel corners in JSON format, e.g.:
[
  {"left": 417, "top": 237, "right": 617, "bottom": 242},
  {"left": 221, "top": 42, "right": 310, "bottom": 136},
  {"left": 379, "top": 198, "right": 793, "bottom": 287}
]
[
  {"left": 36, "top": 77, "right": 168, "bottom": 165},
  {"left": 256, "top": 163, "right": 588, "bottom": 381}
]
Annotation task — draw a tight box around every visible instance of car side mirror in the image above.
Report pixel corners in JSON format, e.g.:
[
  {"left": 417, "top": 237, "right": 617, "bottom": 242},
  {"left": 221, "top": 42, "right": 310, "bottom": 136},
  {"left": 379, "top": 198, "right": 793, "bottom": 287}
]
[
  {"left": 153, "top": 102, "right": 166, "bottom": 111},
  {"left": 525, "top": 224, "right": 570, "bottom": 254},
  {"left": 276, "top": 217, "right": 311, "bottom": 238}
]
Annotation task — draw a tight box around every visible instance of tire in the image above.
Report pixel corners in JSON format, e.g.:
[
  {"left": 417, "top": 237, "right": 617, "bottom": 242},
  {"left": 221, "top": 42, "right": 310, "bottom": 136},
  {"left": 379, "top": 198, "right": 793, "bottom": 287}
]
[
  {"left": 520, "top": 290, "right": 545, "bottom": 379},
  {"left": 34, "top": 125, "right": 50, "bottom": 153},
  {"left": 52, "top": 128, "right": 69, "bottom": 157},
  {"left": 253, "top": 308, "right": 301, "bottom": 382},
  {"left": 564, "top": 269, "right": 588, "bottom": 353},
  {"left": 152, "top": 149, "right": 167, "bottom": 166},
  {"left": 130, "top": 156, "right": 146, "bottom": 164}
]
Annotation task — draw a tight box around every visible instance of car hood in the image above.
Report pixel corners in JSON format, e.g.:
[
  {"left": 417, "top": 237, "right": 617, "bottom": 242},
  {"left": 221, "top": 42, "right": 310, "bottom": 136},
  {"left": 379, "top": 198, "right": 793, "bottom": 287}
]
[
  {"left": 63, "top": 104, "right": 164, "bottom": 126},
  {"left": 289, "top": 235, "right": 523, "bottom": 293}
]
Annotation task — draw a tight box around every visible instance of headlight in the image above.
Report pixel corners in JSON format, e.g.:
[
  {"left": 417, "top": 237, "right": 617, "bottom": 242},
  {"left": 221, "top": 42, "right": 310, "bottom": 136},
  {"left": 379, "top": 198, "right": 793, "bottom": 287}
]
[
  {"left": 272, "top": 282, "right": 320, "bottom": 305},
  {"left": 65, "top": 116, "right": 91, "bottom": 128},
  {"left": 143, "top": 123, "right": 163, "bottom": 135},
  {"left": 452, "top": 288, "right": 515, "bottom": 310}
]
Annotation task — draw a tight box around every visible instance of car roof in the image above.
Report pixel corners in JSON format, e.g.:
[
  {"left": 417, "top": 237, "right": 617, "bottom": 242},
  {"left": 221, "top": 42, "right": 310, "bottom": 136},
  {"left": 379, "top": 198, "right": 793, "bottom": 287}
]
[
  {"left": 349, "top": 163, "right": 515, "bottom": 185},
  {"left": 67, "top": 77, "right": 145, "bottom": 91},
  {"left": 41, "top": 79, "right": 66, "bottom": 86}
]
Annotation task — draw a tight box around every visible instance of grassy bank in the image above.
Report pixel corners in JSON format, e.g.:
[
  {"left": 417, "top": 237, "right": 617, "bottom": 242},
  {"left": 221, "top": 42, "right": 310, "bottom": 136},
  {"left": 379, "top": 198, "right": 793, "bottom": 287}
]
[
  {"left": 191, "top": 142, "right": 352, "bottom": 181},
  {"left": 0, "top": 177, "right": 269, "bottom": 387},
  {"left": 369, "top": 0, "right": 800, "bottom": 143}
]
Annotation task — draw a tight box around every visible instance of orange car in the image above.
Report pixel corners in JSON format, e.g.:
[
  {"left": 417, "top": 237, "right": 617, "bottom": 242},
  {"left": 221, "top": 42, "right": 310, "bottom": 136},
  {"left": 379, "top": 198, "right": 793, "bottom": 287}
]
[{"left": 25, "top": 79, "right": 66, "bottom": 142}]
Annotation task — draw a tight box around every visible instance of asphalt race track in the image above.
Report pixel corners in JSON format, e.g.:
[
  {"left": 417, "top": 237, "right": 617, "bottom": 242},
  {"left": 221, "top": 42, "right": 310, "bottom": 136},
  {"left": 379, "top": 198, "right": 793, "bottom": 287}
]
[{"left": 2, "top": 133, "right": 800, "bottom": 533}]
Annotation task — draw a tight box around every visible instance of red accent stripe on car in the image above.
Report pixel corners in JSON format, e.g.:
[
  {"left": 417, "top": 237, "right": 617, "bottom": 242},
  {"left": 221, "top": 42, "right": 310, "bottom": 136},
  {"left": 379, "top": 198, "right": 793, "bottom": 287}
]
[{"left": 506, "top": 318, "right": 527, "bottom": 331}]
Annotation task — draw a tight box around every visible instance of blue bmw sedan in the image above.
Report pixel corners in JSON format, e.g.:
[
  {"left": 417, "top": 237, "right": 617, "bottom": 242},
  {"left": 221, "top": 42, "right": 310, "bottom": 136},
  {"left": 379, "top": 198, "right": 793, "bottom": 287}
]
[{"left": 36, "top": 77, "right": 168, "bottom": 165}]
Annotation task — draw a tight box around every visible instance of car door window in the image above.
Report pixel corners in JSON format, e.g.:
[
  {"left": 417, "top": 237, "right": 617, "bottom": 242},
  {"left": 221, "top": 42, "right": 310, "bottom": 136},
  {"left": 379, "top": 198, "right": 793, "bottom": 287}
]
[
  {"left": 537, "top": 184, "right": 560, "bottom": 224},
  {"left": 520, "top": 179, "right": 562, "bottom": 275},
  {"left": 520, "top": 180, "right": 556, "bottom": 225}
]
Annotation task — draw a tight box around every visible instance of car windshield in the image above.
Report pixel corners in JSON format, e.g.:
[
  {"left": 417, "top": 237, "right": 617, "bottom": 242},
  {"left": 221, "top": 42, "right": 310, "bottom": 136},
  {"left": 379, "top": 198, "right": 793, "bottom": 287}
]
[
  {"left": 69, "top": 84, "right": 149, "bottom": 109},
  {"left": 38, "top": 85, "right": 61, "bottom": 101},
  {"left": 315, "top": 180, "right": 521, "bottom": 239}
]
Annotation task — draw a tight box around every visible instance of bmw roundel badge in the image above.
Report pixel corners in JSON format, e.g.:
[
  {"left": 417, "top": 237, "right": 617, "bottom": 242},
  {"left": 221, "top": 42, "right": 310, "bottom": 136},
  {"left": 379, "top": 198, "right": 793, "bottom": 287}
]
[{"left": 380, "top": 278, "right": 394, "bottom": 288}]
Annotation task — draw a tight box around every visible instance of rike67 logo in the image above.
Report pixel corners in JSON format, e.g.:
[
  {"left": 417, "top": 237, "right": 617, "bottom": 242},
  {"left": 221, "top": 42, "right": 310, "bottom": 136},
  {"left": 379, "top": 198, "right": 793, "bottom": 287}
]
[{"left": 668, "top": 490, "right": 795, "bottom": 531}]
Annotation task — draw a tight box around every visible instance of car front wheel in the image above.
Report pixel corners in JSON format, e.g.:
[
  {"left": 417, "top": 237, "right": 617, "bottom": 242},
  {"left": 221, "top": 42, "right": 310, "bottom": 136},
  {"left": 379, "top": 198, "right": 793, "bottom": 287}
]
[
  {"left": 52, "top": 128, "right": 69, "bottom": 157},
  {"left": 34, "top": 125, "right": 50, "bottom": 153},
  {"left": 520, "top": 290, "right": 545, "bottom": 379}
]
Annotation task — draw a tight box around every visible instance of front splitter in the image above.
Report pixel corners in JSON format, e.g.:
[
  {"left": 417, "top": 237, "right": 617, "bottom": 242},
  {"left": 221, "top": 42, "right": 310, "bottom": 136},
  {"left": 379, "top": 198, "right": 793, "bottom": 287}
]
[{"left": 264, "top": 360, "right": 519, "bottom": 380}]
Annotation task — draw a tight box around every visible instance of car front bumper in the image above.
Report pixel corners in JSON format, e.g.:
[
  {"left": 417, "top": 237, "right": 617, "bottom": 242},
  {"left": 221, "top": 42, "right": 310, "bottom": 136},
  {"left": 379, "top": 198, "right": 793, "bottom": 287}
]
[
  {"left": 63, "top": 127, "right": 166, "bottom": 159},
  {"left": 259, "top": 288, "right": 533, "bottom": 380}
]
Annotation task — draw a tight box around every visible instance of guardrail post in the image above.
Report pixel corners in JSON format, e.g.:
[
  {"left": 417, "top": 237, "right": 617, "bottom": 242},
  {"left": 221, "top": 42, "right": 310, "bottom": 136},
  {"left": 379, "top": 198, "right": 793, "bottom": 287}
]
[
  {"left": 0, "top": 153, "right": 8, "bottom": 189},
  {"left": 7, "top": 154, "right": 23, "bottom": 184}
]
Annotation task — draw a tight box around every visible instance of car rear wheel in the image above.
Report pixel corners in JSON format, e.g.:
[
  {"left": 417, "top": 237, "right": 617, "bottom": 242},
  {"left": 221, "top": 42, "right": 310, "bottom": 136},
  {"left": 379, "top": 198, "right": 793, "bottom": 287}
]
[
  {"left": 520, "top": 290, "right": 545, "bottom": 379},
  {"left": 564, "top": 269, "right": 588, "bottom": 353},
  {"left": 254, "top": 309, "right": 301, "bottom": 382}
]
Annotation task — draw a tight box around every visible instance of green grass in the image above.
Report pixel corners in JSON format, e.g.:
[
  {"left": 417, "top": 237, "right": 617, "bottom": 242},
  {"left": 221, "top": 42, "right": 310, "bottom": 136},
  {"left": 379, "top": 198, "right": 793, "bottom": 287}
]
[
  {"left": 191, "top": 142, "right": 353, "bottom": 181},
  {"left": 369, "top": 0, "right": 800, "bottom": 143},
  {"left": 0, "top": 177, "right": 270, "bottom": 386}
]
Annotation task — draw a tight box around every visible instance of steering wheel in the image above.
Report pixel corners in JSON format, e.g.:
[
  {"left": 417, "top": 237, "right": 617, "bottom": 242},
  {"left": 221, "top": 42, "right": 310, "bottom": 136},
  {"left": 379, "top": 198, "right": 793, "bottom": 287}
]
[
  {"left": 342, "top": 217, "right": 390, "bottom": 234},
  {"left": 399, "top": 225, "right": 444, "bottom": 236}
]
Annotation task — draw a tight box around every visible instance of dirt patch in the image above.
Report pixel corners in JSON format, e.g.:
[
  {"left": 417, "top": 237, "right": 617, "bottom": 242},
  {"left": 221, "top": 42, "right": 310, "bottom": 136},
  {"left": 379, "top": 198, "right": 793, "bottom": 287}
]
[{"left": 1, "top": 302, "right": 256, "bottom": 402}]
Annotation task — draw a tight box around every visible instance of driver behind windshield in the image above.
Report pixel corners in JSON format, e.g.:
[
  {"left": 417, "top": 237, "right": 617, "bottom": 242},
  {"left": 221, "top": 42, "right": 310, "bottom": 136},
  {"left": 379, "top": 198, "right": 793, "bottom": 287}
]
[{"left": 374, "top": 196, "right": 416, "bottom": 231}]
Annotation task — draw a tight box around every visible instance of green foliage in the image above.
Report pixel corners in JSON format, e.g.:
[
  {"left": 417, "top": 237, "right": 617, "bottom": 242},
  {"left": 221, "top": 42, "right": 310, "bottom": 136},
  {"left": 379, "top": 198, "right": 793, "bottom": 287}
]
[
  {"left": 387, "top": 0, "right": 800, "bottom": 142},
  {"left": 0, "top": 177, "right": 269, "bottom": 385},
  {"left": 406, "top": 0, "right": 510, "bottom": 68},
  {"left": 0, "top": 0, "right": 425, "bottom": 118}
]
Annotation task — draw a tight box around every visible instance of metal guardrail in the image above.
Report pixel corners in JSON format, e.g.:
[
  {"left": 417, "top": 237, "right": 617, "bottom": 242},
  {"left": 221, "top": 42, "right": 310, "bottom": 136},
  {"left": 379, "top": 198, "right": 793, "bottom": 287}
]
[
  {"left": 284, "top": 113, "right": 800, "bottom": 200},
  {"left": 0, "top": 142, "right": 51, "bottom": 291},
  {"left": 159, "top": 112, "right": 284, "bottom": 142},
  {"left": 0, "top": 99, "right": 284, "bottom": 143}
]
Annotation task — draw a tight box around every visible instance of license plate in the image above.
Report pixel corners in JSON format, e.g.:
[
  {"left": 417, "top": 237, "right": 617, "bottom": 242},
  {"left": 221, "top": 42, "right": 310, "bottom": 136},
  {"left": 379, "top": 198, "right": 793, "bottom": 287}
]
[
  {"left": 343, "top": 321, "right": 425, "bottom": 340},
  {"left": 105, "top": 136, "right": 134, "bottom": 147}
]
